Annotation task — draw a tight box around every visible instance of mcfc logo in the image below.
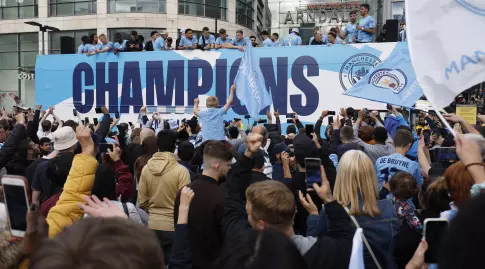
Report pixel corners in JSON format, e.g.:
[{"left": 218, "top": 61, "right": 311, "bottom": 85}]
[
  {"left": 339, "top": 53, "right": 381, "bottom": 91},
  {"left": 368, "top": 68, "right": 408, "bottom": 94},
  {"left": 456, "top": 0, "right": 485, "bottom": 16}
]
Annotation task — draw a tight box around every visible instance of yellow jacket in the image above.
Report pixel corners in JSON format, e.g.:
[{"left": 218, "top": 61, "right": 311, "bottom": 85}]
[
  {"left": 138, "top": 152, "right": 190, "bottom": 231},
  {"left": 46, "top": 154, "right": 98, "bottom": 237}
]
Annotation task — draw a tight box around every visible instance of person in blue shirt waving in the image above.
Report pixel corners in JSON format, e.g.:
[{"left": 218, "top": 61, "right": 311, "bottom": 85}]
[
  {"left": 227, "top": 30, "right": 247, "bottom": 51},
  {"left": 215, "top": 28, "right": 232, "bottom": 48},
  {"left": 341, "top": 10, "right": 358, "bottom": 43},
  {"left": 283, "top": 28, "right": 302, "bottom": 46},
  {"left": 96, "top": 34, "right": 113, "bottom": 53},
  {"left": 199, "top": 26, "right": 215, "bottom": 50},
  {"left": 375, "top": 129, "right": 423, "bottom": 190},
  {"left": 77, "top": 35, "right": 90, "bottom": 54},
  {"left": 178, "top": 28, "right": 198, "bottom": 50},
  {"left": 261, "top": 30, "right": 273, "bottom": 47},
  {"left": 357, "top": 3, "right": 376, "bottom": 43}
]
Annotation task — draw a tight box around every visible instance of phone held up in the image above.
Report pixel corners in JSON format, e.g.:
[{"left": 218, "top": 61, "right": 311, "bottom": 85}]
[
  {"left": 305, "top": 158, "right": 321, "bottom": 189},
  {"left": 2, "top": 175, "right": 30, "bottom": 237},
  {"left": 423, "top": 218, "right": 448, "bottom": 264},
  {"left": 305, "top": 124, "right": 314, "bottom": 138},
  {"left": 99, "top": 143, "right": 114, "bottom": 153}
]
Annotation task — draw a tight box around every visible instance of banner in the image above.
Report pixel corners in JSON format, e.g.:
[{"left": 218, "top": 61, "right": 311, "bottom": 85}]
[
  {"left": 35, "top": 43, "right": 404, "bottom": 127},
  {"left": 406, "top": 0, "right": 485, "bottom": 109},
  {"left": 343, "top": 42, "right": 423, "bottom": 108}
]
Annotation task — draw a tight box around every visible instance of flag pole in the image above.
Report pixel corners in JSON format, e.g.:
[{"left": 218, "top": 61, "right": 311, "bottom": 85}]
[{"left": 425, "top": 93, "right": 456, "bottom": 137}]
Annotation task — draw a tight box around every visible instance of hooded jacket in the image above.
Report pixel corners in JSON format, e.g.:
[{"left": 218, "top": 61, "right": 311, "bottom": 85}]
[{"left": 138, "top": 152, "right": 190, "bottom": 231}]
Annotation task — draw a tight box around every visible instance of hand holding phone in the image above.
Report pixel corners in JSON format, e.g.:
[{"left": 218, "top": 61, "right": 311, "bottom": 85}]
[
  {"left": 2, "top": 175, "right": 29, "bottom": 237},
  {"left": 305, "top": 158, "right": 321, "bottom": 188},
  {"left": 424, "top": 218, "right": 448, "bottom": 263},
  {"left": 99, "top": 143, "right": 114, "bottom": 153},
  {"left": 305, "top": 124, "right": 314, "bottom": 138}
]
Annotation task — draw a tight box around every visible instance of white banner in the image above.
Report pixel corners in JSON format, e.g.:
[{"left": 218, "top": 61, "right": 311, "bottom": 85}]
[{"left": 406, "top": 0, "right": 485, "bottom": 108}]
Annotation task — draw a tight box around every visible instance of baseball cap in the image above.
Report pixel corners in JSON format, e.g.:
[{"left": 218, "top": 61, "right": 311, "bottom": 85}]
[
  {"left": 270, "top": 142, "right": 289, "bottom": 162},
  {"left": 180, "top": 28, "right": 187, "bottom": 34},
  {"left": 292, "top": 28, "right": 299, "bottom": 33},
  {"left": 53, "top": 127, "right": 78, "bottom": 151}
]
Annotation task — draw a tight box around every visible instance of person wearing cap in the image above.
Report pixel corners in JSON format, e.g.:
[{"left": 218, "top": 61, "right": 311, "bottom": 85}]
[
  {"left": 145, "top": 31, "right": 159, "bottom": 51},
  {"left": 178, "top": 28, "right": 198, "bottom": 50},
  {"left": 261, "top": 30, "right": 273, "bottom": 47},
  {"left": 175, "top": 28, "right": 187, "bottom": 49},
  {"left": 199, "top": 27, "right": 216, "bottom": 50},
  {"left": 283, "top": 28, "right": 302, "bottom": 46},
  {"left": 31, "top": 126, "right": 79, "bottom": 205},
  {"left": 215, "top": 28, "right": 232, "bottom": 48}
]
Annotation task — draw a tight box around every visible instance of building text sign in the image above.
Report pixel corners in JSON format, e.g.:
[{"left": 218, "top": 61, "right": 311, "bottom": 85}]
[{"left": 281, "top": 1, "right": 362, "bottom": 25}]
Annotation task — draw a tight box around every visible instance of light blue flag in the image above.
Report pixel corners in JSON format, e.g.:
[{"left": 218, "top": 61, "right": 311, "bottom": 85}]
[
  {"left": 234, "top": 43, "right": 272, "bottom": 118},
  {"left": 343, "top": 43, "right": 423, "bottom": 108}
]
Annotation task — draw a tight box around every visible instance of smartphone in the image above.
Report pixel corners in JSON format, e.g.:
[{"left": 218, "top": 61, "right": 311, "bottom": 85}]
[
  {"left": 257, "top": 119, "right": 267, "bottom": 124},
  {"left": 1, "top": 176, "right": 30, "bottom": 237},
  {"left": 286, "top": 113, "right": 295, "bottom": 118},
  {"left": 84, "top": 117, "right": 89, "bottom": 124},
  {"left": 95, "top": 107, "right": 102, "bottom": 113},
  {"left": 305, "top": 158, "right": 321, "bottom": 188},
  {"left": 93, "top": 118, "right": 99, "bottom": 125},
  {"left": 115, "top": 111, "right": 120, "bottom": 119},
  {"left": 244, "top": 115, "right": 251, "bottom": 119},
  {"left": 287, "top": 119, "right": 294, "bottom": 124},
  {"left": 305, "top": 124, "right": 314, "bottom": 138},
  {"left": 417, "top": 128, "right": 422, "bottom": 136},
  {"left": 431, "top": 147, "right": 458, "bottom": 162},
  {"left": 128, "top": 121, "right": 133, "bottom": 126},
  {"left": 72, "top": 109, "right": 77, "bottom": 117},
  {"left": 99, "top": 143, "right": 114, "bottom": 153},
  {"left": 365, "top": 108, "right": 369, "bottom": 115},
  {"left": 328, "top": 116, "right": 334, "bottom": 125},
  {"left": 424, "top": 218, "right": 448, "bottom": 263},
  {"left": 327, "top": 111, "right": 336, "bottom": 116}
]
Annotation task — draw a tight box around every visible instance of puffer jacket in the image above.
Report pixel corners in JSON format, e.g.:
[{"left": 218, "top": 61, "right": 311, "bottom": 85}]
[
  {"left": 46, "top": 154, "right": 98, "bottom": 237},
  {"left": 137, "top": 152, "right": 190, "bottom": 231}
]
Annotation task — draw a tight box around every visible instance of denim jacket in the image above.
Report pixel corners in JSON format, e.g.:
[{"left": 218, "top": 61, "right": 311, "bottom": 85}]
[{"left": 353, "top": 199, "right": 400, "bottom": 269}]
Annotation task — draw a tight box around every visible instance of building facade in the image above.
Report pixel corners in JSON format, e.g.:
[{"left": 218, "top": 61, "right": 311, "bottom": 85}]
[{"left": 0, "top": 0, "right": 271, "bottom": 107}]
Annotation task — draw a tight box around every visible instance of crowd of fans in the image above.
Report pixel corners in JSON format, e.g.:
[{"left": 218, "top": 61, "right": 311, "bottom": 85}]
[
  {"left": 0, "top": 84, "right": 485, "bottom": 269},
  {"left": 77, "top": 3, "right": 383, "bottom": 55}
]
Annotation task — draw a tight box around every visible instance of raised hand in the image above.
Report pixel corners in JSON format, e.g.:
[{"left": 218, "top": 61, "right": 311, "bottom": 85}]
[
  {"left": 244, "top": 133, "right": 263, "bottom": 158},
  {"left": 76, "top": 125, "right": 94, "bottom": 156},
  {"left": 312, "top": 166, "right": 334, "bottom": 203},
  {"left": 298, "top": 191, "right": 318, "bottom": 215},
  {"left": 107, "top": 144, "right": 121, "bottom": 162},
  {"left": 78, "top": 195, "right": 128, "bottom": 219}
]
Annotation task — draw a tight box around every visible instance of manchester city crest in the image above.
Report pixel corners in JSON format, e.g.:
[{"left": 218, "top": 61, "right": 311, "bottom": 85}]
[
  {"left": 456, "top": 0, "right": 485, "bottom": 16},
  {"left": 339, "top": 53, "right": 381, "bottom": 91},
  {"left": 368, "top": 68, "right": 407, "bottom": 94}
]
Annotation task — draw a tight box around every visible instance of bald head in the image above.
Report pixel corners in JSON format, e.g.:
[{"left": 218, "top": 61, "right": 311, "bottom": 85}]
[
  {"left": 252, "top": 125, "right": 269, "bottom": 147},
  {"left": 140, "top": 128, "right": 155, "bottom": 144}
]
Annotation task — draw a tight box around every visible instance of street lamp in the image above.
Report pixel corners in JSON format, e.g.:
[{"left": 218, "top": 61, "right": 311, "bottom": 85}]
[{"left": 24, "top": 21, "right": 60, "bottom": 55}]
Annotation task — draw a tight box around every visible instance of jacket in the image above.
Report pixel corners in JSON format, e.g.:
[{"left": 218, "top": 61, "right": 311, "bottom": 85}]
[
  {"left": 351, "top": 121, "right": 395, "bottom": 164},
  {"left": 111, "top": 160, "right": 135, "bottom": 201},
  {"left": 174, "top": 175, "right": 225, "bottom": 269},
  {"left": 46, "top": 154, "right": 98, "bottom": 237},
  {"left": 138, "top": 152, "right": 190, "bottom": 231},
  {"left": 353, "top": 199, "right": 401, "bottom": 269}
]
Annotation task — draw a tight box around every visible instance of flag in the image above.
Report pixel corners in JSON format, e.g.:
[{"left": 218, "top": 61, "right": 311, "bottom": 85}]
[
  {"left": 343, "top": 43, "right": 423, "bottom": 108},
  {"left": 234, "top": 44, "right": 272, "bottom": 119},
  {"left": 349, "top": 228, "right": 365, "bottom": 269},
  {"left": 406, "top": 0, "right": 485, "bottom": 108}
]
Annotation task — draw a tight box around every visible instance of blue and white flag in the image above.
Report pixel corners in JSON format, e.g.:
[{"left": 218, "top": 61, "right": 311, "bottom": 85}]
[
  {"left": 349, "top": 228, "right": 365, "bottom": 269},
  {"left": 406, "top": 0, "right": 485, "bottom": 108},
  {"left": 234, "top": 44, "right": 272, "bottom": 119},
  {"left": 343, "top": 43, "right": 423, "bottom": 108}
]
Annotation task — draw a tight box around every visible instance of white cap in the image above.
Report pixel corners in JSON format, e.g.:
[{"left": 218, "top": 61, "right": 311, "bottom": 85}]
[
  {"left": 160, "top": 30, "right": 168, "bottom": 35},
  {"left": 292, "top": 28, "right": 299, "bottom": 33},
  {"left": 180, "top": 28, "right": 187, "bottom": 34},
  {"left": 52, "top": 127, "right": 78, "bottom": 151}
]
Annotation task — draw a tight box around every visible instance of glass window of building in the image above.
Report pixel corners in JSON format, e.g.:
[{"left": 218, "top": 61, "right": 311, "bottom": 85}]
[
  {"left": 178, "top": 0, "right": 226, "bottom": 20},
  {"left": 49, "top": 0, "right": 97, "bottom": 17},
  {"left": 236, "top": 0, "right": 254, "bottom": 29},
  {"left": 108, "top": 0, "right": 165, "bottom": 13},
  {"left": 392, "top": 1, "right": 405, "bottom": 22},
  {"left": 0, "top": 0, "right": 38, "bottom": 20},
  {"left": 0, "top": 33, "right": 38, "bottom": 106},
  {"left": 49, "top": 30, "right": 96, "bottom": 54}
]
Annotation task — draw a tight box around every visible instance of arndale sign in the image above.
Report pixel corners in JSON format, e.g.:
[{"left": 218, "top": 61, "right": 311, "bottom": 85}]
[{"left": 282, "top": 1, "right": 362, "bottom": 25}]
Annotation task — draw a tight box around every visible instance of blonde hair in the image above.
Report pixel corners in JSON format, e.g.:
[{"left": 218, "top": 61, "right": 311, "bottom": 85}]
[
  {"left": 334, "top": 150, "right": 381, "bottom": 217},
  {"left": 206, "top": 96, "right": 219, "bottom": 108}
]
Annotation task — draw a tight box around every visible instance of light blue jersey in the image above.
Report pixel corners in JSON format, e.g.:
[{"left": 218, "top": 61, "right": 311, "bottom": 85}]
[
  {"left": 215, "top": 36, "right": 232, "bottom": 45},
  {"left": 283, "top": 33, "right": 302, "bottom": 46},
  {"left": 83, "top": 44, "right": 97, "bottom": 53},
  {"left": 232, "top": 37, "right": 248, "bottom": 47},
  {"left": 262, "top": 38, "right": 273, "bottom": 47},
  {"left": 345, "top": 22, "right": 358, "bottom": 43},
  {"left": 96, "top": 42, "right": 113, "bottom": 52},
  {"left": 154, "top": 37, "right": 165, "bottom": 51},
  {"left": 77, "top": 44, "right": 85, "bottom": 54},
  {"left": 310, "top": 35, "right": 328, "bottom": 45},
  {"left": 199, "top": 107, "right": 226, "bottom": 141},
  {"left": 272, "top": 39, "right": 281, "bottom": 47},
  {"left": 375, "top": 153, "right": 423, "bottom": 190},
  {"left": 198, "top": 34, "right": 215, "bottom": 47},
  {"left": 179, "top": 36, "right": 198, "bottom": 47},
  {"left": 113, "top": 40, "right": 128, "bottom": 50},
  {"left": 357, "top": 15, "right": 376, "bottom": 43}
]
